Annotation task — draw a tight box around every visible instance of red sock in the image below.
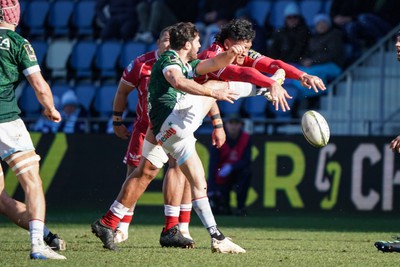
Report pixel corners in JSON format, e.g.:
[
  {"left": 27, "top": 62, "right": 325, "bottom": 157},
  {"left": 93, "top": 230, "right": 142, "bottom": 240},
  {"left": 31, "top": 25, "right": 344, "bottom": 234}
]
[
  {"left": 164, "top": 216, "right": 179, "bottom": 232},
  {"left": 121, "top": 214, "right": 133, "bottom": 224},
  {"left": 101, "top": 210, "right": 121, "bottom": 230},
  {"left": 179, "top": 210, "right": 191, "bottom": 224}
]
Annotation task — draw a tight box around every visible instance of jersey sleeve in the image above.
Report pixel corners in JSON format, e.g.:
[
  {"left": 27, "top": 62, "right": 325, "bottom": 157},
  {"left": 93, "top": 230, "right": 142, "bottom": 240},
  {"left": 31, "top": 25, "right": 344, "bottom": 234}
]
[
  {"left": 18, "top": 39, "right": 40, "bottom": 77},
  {"left": 245, "top": 49, "right": 305, "bottom": 79},
  {"left": 121, "top": 59, "right": 140, "bottom": 87}
]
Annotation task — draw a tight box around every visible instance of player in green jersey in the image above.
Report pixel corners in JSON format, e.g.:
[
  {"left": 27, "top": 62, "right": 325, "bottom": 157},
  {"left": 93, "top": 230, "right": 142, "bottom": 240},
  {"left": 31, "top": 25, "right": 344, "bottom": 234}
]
[{"left": 0, "top": 0, "right": 66, "bottom": 260}]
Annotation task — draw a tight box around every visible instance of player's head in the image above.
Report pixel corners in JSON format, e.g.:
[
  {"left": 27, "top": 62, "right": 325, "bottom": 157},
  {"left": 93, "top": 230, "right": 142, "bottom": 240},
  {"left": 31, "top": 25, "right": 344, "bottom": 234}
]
[
  {"left": 157, "top": 26, "right": 173, "bottom": 54},
  {"left": 396, "top": 31, "right": 400, "bottom": 62},
  {"left": 214, "top": 19, "right": 255, "bottom": 65},
  {"left": 0, "top": 0, "right": 20, "bottom": 26},
  {"left": 169, "top": 22, "right": 200, "bottom": 61}
]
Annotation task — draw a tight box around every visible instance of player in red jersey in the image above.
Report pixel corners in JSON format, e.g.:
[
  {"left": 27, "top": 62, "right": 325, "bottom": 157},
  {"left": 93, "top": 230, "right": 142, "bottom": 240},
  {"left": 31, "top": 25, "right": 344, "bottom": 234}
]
[
  {"left": 109, "top": 26, "right": 195, "bottom": 245},
  {"left": 196, "top": 18, "right": 326, "bottom": 107}
]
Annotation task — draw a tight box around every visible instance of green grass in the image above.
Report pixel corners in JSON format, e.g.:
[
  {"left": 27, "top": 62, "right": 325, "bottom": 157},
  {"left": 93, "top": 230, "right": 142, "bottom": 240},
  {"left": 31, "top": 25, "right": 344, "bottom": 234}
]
[{"left": 0, "top": 208, "right": 400, "bottom": 267}]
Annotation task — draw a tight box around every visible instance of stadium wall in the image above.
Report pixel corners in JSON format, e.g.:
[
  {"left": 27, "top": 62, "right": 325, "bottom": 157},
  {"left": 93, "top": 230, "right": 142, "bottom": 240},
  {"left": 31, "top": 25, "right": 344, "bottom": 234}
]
[{"left": 4, "top": 133, "right": 400, "bottom": 213}]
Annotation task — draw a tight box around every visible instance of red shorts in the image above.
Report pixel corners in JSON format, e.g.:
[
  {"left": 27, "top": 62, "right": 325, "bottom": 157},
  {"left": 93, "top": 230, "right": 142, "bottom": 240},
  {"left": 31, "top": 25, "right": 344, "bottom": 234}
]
[{"left": 123, "top": 121, "right": 148, "bottom": 167}]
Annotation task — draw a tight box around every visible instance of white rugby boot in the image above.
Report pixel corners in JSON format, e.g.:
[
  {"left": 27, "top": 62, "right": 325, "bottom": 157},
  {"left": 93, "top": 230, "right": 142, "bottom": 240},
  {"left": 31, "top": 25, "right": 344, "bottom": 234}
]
[{"left": 211, "top": 237, "right": 246, "bottom": 254}]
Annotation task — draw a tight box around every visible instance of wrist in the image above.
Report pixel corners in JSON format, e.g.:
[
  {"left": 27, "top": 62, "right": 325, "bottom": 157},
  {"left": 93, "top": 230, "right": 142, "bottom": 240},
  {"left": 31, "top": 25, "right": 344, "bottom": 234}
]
[
  {"left": 211, "top": 114, "right": 223, "bottom": 128},
  {"left": 204, "top": 87, "right": 212, "bottom": 97},
  {"left": 113, "top": 111, "right": 123, "bottom": 125}
]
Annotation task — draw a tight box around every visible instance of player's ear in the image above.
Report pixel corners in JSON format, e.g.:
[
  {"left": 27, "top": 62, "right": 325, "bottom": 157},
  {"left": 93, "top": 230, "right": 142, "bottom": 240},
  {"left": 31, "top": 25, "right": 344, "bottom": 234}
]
[
  {"left": 184, "top": 41, "right": 191, "bottom": 50},
  {"left": 223, "top": 39, "right": 231, "bottom": 50}
]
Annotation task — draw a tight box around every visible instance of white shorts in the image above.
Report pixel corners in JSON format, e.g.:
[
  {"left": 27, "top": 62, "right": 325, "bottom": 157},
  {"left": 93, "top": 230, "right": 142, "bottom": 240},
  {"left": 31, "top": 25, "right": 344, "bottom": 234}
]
[
  {"left": 156, "top": 94, "right": 214, "bottom": 166},
  {"left": 0, "top": 119, "right": 35, "bottom": 159}
]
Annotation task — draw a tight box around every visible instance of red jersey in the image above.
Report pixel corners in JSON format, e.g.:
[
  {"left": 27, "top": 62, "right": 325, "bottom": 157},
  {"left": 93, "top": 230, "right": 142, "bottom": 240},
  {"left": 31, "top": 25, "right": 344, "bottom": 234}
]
[
  {"left": 196, "top": 42, "right": 305, "bottom": 87},
  {"left": 121, "top": 50, "right": 159, "bottom": 126}
]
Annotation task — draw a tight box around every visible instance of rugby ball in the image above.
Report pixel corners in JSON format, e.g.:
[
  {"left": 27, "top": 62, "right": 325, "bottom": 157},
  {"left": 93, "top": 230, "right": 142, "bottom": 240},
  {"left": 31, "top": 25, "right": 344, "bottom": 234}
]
[{"left": 301, "top": 110, "right": 330, "bottom": 148}]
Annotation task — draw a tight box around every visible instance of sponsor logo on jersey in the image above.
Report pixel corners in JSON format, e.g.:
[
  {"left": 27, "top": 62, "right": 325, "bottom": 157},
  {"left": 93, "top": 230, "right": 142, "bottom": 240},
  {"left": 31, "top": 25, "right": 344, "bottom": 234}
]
[
  {"left": 23, "top": 44, "right": 37, "bottom": 61},
  {"left": 0, "top": 37, "right": 10, "bottom": 50},
  {"left": 157, "top": 127, "right": 176, "bottom": 145}
]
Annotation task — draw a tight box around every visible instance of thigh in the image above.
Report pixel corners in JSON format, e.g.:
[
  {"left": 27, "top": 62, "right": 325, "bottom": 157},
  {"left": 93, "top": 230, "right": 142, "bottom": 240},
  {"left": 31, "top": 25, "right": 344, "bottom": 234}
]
[{"left": 0, "top": 119, "right": 35, "bottom": 160}]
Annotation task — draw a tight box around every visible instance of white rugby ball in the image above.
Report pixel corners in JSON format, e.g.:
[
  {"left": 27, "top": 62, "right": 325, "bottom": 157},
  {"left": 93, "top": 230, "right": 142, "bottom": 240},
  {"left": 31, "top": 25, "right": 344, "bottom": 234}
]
[{"left": 301, "top": 110, "right": 330, "bottom": 148}]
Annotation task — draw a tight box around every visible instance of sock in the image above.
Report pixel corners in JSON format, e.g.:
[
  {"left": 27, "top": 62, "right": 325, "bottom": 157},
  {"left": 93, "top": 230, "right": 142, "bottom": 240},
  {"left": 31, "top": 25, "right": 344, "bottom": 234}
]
[
  {"left": 192, "top": 197, "right": 217, "bottom": 228},
  {"left": 228, "top": 81, "right": 257, "bottom": 99},
  {"left": 101, "top": 200, "right": 129, "bottom": 230},
  {"left": 118, "top": 211, "right": 134, "bottom": 233},
  {"left": 207, "top": 225, "right": 225, "bottom": 241},
  {"left": 29, "top": 219, "right": 45, "bottom": 246},
  {"left": 164, "top": 205, "right": 180, "bottom": 232},
  {"left": 43, "top": 225, "right": 50, "bottom": 238},
  {"left": 179, "top": 203, "right": 192, "bottom": 236}
]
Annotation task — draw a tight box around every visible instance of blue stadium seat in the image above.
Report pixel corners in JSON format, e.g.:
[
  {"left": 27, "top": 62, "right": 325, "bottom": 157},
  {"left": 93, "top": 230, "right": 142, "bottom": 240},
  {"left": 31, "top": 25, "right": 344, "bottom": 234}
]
[
  {"left": 23, "top": 0, "right": 50, "bottom": 37},
  {"left": 70, "top": 40, "right": 98, "bottom": 80},
  {"left": 95, "top": 41, "right": 122, "bottom": 80},
  {"left": 218, "top": 98, "right": 244, "bottom": 117},
  {"left": 48, "top": 0, "right": 75, "bottom": 37},
  {"left": 127, "top": 90, "right": 139, "bottom": 113},
  {"left": 269, "top": 0, "right": 294, "bottom": 29},
  {"left": 120, "top": 41, "right": 147, "bottom": 69},
  {"left": 30, "top": 40, "right": 48, "bottom": 65},
  {"left": 74, "top": 83, "right": 97, "bottom": 112},
  {"left": 300, "top": 0, "right": 324, "bottom": 28},
  {"left": 94, "top": 84, "right": 118, "bottom": 117},
  {"left": 45, "top": 39, "right": 74, "bottom": 79},
  {"left": 51, "top": 82, "right": 73, "bottom": 100},
  {"left": 247, "top": 0, "right": 272, "bottom": 27},
  {"left": 71, "top": 0, "right": 96, "bottom": 38},
  {"left": 243, "top": 96, "right": 268, "bottom": 119},
  {"left": 19, "top": 84, "right": 41, "bottom": 117}
]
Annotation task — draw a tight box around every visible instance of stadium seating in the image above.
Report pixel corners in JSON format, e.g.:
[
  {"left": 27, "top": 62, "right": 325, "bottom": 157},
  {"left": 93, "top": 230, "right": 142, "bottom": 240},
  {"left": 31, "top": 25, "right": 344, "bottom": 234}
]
[
  {"left": 95, "top": 41, "right": 122, "bottom": 80},
  {"left": 71, "top": 0, "right": 97, "bottom": 38},
  {"left": 300, "top": 0, "right": 324, "bottom": 28},
  {"left": 47, "top": 0, "right": 75, "bottom": 37},
  {"left": 269, "top": 0, "right": 294, "bottom": 29},
  {"left": 218, "top": 98, "right": 244, "bottom": 117},
  {"left": 30, "top": 40, "right": 48, "bottom": 65},
  {"left": 23, "top": 0, "right": 50, "bottom": 38},
  {"left": 243, "top": 96, "right": 268, "bottom": 119},
  {"left": 45, "top": 39, "right": 74, "bottom": 79},
  {"left": 247, "top": 0, "right": 272, "bottom": 27},
  {"left": 19, "top": 84, "right": 41, "bottom": 117},
  {"left": 120, "top": 41, "right": 147, "bottom": 69},
  {"left": 51, "top": 82, "right": 73, "bottom": 100},
  {"left": 94, "top": 84, "right": 118, "bottom": 117},
  {"left": 70, "top": 40, "right": 98, "bottom": 80},
  {"left": 74, "top": 83, "right": 97, "bottom": 112}
]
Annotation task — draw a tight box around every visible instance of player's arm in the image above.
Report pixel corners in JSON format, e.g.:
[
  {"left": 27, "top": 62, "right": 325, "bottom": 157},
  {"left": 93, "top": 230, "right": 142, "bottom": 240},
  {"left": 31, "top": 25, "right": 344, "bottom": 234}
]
[
  {"left": 112, "top": 80, "right": 135, "bottom": 139},
  {"left": 390, "top": 135, "right": 400, "bottom": 153},
  {"left": 26, "top": 72, "right": 61, "bottom": 122},
  {"left": 164, "top": 67, "right": 237, "bottom": 103},
  {"left": 196, "top": 44, "right": 246, "bottom": 75},
  {"left": 207, "top": 103, "right": 225, "bottom": 148}
]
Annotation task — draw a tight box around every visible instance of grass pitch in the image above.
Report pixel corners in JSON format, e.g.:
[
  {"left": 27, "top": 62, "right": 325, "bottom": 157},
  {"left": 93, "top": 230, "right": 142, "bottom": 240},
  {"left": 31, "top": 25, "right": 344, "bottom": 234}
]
[{"left": 0, "top": 208, "right": 399, "bottom": 267}]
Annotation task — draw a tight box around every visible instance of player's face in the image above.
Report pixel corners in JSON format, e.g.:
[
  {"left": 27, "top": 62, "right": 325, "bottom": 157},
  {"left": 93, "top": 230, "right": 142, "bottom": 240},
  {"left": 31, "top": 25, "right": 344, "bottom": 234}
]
[
  {"left": 188, "top": 34, "right": 201, "bottom": 61},
  {"left": 396, "top": 36, "right": 400, "bottom": 61},
  {"left": 158, "top": 31, "right": 170, "bottom": 54},
  {"left": 224, "top": 39, "right": 252, "bottom": 65}
]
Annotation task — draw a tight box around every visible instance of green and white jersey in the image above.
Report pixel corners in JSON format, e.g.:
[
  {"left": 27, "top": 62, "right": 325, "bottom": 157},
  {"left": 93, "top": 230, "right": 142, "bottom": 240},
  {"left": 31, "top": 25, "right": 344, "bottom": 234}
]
[
  {"left": 148, "top": 50, "right": 200, "bottom": 135},
  {"left": 0, "top": 27, "right": 40, "bottom": 123}
]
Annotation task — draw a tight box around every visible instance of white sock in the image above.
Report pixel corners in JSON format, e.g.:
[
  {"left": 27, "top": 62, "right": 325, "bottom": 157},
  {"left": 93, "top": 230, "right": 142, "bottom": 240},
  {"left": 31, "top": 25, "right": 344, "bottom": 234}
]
[
  {"left": 228, "top": 81, "right": 257, "bottom": 99},
  {"left": 29, "top": 220, "right": 44, "bottom": 246},
  {"left": 164, "top": 205, "right": 180, "bottom": 217},
  {"left": 110, "top": 200, "right": 130, "bottom": 219},
  {"left": 192, "top": 197, "right": 216, "bottom": 229},
  {"left": 179, "top": 203, "right": 192, "bottom": 235},
  {"left": 117, "top": 211, "right": 134, "bottom": 233}
]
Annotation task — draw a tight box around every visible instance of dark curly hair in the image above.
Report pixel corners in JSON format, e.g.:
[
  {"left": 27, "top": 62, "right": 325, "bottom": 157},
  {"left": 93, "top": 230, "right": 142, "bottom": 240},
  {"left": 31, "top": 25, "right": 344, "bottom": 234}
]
[
  {"left": 169, "top": 22, "right": 199, "bottom": 50},
  {"left": 214, "top": 19, "right": 256, "bottom": 44}
]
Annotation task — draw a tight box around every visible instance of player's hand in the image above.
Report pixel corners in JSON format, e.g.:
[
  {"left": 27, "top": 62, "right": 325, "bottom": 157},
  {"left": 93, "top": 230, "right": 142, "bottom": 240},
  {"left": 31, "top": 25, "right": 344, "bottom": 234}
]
[
  {"left": 390, "top": 135, "right": 400, "bottom": 153},
  {"left": 211, "top": 127, "right": 226, "bottom": 148},
  {"left": 300, "top": 73, "right": 326, "bottom": 93},
  {"left": 114, "top": 124, "right": 131, "bottom": 140},
  {"left": 227, "top": 44, "right": 246, "bottom": 57},
  {"left": 44, "top": 107, "right": 61, "bottom": 123},
  {"left": 210, "top": 87, "right": 238, "bottom": 103},
  {"left": 269, "top": 82, "right": 292, "bottom": 112}
]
